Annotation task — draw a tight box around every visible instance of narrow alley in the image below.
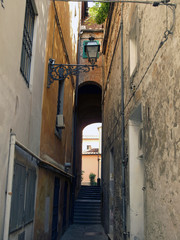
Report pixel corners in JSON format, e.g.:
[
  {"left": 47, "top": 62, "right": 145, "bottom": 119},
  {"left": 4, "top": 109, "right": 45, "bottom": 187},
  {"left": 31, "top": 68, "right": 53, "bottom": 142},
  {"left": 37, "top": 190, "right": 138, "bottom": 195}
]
[
  {"left": 0, "top": 0, "right": 180, "bottom": 240},
  {"left": 60, "top": 224, "right": 108, "bottom": 240}
]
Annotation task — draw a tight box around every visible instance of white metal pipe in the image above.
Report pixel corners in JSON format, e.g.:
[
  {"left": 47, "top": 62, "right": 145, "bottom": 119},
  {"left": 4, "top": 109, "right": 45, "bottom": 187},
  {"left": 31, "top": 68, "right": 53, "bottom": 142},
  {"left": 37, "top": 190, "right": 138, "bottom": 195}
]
[{"left": 3, "top": 133, "right": 16, "bottom": 240}]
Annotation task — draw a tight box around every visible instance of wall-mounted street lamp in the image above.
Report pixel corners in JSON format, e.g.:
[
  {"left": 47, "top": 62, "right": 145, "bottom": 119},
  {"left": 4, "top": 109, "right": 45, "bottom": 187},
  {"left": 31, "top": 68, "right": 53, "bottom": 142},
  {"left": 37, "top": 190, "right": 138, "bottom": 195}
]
[
  {"left": 84, "top": 36, "right": 100, "bottom": 66},
  {"left": 47, "top": 37, "right": 100, "bottom": 88}
]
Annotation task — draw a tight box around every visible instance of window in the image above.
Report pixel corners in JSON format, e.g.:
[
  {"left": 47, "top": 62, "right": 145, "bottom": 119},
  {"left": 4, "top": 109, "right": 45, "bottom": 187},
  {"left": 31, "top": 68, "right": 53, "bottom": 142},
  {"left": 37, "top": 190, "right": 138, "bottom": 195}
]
[
  {"left": 24, "top": 168, "right": 36, "bottom": 223},
  {"left": 55, "top": 81, "right": 65, "bottom": 138},
  {"left": 130, "top": 35, "right": 137, "bottom": 76},
  {"left": 1, "top": 0, "right": 4, "bottom": 8},
  {"left": 9, "top": 162, "right": 36, "bottom": 232},
  {"left": 9, "top": 163, "right": 26, "bottom": 232},
  {"left": 87, "top": 145, "right": 91, "bottom": 150},
  {"left": 129, "top": 10, "right": 139, "bottom": 79},
  {"left": 20, "top": 0, "right": 36, "bottom": 86}
]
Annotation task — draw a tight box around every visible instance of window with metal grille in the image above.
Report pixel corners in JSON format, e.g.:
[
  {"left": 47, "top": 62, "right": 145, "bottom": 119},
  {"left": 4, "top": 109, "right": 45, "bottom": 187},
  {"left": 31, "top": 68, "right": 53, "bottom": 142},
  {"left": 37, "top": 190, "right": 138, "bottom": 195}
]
[{"left": 20, "top": 0, "right": 36, "bottom": 86}]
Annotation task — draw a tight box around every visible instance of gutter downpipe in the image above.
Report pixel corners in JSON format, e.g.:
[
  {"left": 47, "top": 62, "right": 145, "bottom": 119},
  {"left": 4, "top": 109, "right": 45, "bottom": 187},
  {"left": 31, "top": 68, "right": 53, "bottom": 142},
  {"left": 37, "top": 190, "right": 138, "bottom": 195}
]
[
  {"left": 71, "top": 28, "right": 81, "bottom": 223},
  {"left": 120, "top": 4, "right": 127, "bottom": 240},
  {"left": 3, "top": 133, "right": 16, "bottom": 240}
]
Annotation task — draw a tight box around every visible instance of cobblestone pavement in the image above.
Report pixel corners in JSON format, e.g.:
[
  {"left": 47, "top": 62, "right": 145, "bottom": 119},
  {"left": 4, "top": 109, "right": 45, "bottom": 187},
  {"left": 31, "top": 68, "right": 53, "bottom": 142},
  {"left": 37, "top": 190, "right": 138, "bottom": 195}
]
[{"left": 60, "top": 224, "right": 108, "bottom": 240}]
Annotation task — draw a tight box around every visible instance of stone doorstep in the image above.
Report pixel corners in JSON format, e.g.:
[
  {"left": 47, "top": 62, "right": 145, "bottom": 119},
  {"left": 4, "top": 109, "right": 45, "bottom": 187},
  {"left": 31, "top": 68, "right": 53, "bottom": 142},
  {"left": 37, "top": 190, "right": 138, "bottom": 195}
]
[
  {"left": 85, "top": 232, "right": 103, "bottom": 236},
  {"left": 107, "top": 233, "right": 113, "bottom": 240}
]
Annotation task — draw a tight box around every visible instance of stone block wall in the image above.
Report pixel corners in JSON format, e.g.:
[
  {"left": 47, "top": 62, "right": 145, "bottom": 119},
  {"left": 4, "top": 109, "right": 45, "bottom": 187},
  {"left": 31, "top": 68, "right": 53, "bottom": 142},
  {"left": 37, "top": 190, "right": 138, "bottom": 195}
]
[{"left": 102, "top": 1, "right": 180, "bottom": 239}]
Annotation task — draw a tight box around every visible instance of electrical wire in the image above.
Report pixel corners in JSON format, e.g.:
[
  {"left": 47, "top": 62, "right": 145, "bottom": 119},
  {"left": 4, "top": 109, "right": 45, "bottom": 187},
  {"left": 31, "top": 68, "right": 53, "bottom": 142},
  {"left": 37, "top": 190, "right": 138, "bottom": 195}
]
[
  {"left": 52, "top": 0, "right": 75, "bottom": 87},
  {"left": 51, "top": 18, "right": 56, "bottom": 58},
  {"left": 55, "top": 0, "right": 175, "bottom": 7}
]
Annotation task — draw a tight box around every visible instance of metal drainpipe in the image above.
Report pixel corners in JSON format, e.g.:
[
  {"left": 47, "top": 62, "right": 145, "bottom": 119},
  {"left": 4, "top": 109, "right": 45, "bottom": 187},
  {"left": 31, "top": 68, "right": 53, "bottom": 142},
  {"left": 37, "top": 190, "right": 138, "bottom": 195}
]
[
  {"left": 71, "top": 29, "right": 81, "bottom": 223},
  {"left": 120, "top": 4, "right": 127, "bottom": 239},
  {"left": 3, "top": 133, "right": 16, "bottom": 240}
]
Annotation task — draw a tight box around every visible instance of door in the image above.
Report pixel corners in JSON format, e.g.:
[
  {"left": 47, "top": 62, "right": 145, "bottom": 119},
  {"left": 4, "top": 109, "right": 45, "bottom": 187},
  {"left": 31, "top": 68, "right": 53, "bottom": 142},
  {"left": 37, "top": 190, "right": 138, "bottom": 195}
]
[
  {"left": 51, "top": 177, "right": 60, "bottom": 240},
  {"left": 129, "top": 104, "right": 144, "bottom": 240},
  {"left": 109, "top": 149, "right": 114, "bottom": 237},
  {"left": 62, "top": 181, "right": 68, "bottom": 231}
]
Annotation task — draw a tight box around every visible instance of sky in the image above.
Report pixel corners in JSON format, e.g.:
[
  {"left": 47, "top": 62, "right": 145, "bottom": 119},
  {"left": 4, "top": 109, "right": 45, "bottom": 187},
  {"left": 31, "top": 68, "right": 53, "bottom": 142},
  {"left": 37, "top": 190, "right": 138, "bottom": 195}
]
[
  {"left": 88, "top": 2, "right": 96, "bottom": 7},
  {"left": 83, "top": 122, "right": 102, "bottom": 136}
]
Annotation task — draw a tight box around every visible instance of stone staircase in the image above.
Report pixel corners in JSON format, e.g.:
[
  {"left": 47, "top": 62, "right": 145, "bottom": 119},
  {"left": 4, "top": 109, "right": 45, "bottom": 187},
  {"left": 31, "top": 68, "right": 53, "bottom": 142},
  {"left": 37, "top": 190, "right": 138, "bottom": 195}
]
[{"left": 73, "top": 185, "right": 101, "bottom": 224}]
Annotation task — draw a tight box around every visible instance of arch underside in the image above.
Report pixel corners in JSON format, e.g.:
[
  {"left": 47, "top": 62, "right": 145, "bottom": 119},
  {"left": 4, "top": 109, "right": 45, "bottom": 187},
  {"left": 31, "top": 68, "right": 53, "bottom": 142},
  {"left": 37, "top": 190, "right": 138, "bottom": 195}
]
[{"left": 75, "top": 83, "right": 102, "bottom": 189}]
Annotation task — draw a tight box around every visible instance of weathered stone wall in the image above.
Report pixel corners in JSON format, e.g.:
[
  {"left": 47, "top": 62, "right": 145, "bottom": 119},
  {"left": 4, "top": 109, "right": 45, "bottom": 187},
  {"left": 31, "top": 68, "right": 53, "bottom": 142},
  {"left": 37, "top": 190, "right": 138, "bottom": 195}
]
[{"left": 102, "top": 1, "right": 180, "bottom": 239}]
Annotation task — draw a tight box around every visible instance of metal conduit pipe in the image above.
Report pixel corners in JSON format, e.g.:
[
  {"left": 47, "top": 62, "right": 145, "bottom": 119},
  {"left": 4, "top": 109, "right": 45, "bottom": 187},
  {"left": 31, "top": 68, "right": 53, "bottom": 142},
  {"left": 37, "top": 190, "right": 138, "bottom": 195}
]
[
  {"left": 71, "top": 28, "right": 81, "bottom": 223},
  {"left": 3, "top": 133, "right": 16, "bottom": 240},
  {"left": 120, "top": 4, "right": 127, "bottom": 239}
]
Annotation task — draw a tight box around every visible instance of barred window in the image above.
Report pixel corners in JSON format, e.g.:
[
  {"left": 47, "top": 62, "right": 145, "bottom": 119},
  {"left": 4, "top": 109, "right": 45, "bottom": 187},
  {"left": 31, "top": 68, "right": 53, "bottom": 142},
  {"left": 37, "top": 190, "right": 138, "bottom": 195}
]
[{"left": 20, "top": 0, "right": 36, "bottom": 86}]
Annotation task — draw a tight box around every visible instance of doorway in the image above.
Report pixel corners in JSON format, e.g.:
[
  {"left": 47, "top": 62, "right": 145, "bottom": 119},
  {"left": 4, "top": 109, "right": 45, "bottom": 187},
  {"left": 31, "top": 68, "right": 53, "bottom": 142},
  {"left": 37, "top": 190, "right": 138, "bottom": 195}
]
[
  {"left": 81, "top": 123, "right": 102, "bottom": 186},
  {"left": 62, "top": 181, "right": 68, "bottom": 231},
  {"left": 109, "top": 149, "right": 114, "bottom": 237},
  {"left": 128, "top": 104, "right": 144, "bottom": 240},
  {"left": 51, "top": 177, "right": 60, "bottom": 240}
]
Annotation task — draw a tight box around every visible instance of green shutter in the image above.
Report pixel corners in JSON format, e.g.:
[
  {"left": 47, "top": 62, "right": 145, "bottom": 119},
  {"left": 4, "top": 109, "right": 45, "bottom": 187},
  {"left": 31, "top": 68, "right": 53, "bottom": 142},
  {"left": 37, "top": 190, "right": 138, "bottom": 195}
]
[{"left": 25, "top": 168, "right": 36, "bottom": 224}]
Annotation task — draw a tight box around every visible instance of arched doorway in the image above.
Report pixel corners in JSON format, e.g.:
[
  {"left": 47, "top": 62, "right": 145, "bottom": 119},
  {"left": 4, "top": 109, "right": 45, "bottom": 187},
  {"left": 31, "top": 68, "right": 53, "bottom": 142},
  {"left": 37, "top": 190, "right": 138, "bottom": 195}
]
[
  {"left": 74, "top": 82, "right": 102, "bottom": 191},
  {"left": 81, "top": 123, "right": 102, "bottom": 186}
]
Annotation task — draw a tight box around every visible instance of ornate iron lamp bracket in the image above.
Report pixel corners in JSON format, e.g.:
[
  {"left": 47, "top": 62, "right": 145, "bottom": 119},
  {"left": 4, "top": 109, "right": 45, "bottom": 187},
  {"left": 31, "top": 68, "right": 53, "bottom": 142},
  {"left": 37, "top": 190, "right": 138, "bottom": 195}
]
[{"left": 47, "top": 58, "right": 97, "bottom": 88}]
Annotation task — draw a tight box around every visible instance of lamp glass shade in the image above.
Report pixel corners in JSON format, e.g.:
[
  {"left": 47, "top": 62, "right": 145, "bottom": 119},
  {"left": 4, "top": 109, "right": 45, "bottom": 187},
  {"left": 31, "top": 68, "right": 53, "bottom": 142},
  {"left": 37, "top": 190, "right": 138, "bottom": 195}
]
[
  {"left": 85, "top": 41, "right": 100, "bottom": 64},
  {"left": 86, "top": 42, "right": 99, "bottom": 59}
]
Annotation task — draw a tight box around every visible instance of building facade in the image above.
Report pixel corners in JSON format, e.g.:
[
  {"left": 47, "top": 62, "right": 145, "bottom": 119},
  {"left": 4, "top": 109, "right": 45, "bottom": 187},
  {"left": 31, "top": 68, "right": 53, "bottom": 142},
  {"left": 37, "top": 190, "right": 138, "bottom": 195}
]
[
  {"left": 82, "top": 132, "right": 101, "bottom": 185},
  {"left": 102, "top": 1, "right": 180, "bottom": 240},
  {"left": 74, "top": 7, "right": 103, "bottom": 191},
  {"left": 0, "top": 0, "right": 80, "bottom": 239},
  {"left": 34, "top": 1, "right": 80, "bottom": 239},
  {"left": 0, "top": 0, "right": 50, "bottom": 239}
]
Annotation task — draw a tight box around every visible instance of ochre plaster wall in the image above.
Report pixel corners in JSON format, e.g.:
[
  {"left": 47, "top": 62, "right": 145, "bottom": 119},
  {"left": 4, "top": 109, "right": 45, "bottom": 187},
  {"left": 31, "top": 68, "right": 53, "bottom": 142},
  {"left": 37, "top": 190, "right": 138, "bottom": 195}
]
[
  {"left": 40, "top": 1, "right": 79, "bottom": 166},
  {"left": 34, "top": 168, "right": 71, "bottom": 240},
  {"left": 34, "top": 2, "right": 80, "bottom": 238},
  {"left": 82, "top": 154, "right": 101, "bottom": 184}
]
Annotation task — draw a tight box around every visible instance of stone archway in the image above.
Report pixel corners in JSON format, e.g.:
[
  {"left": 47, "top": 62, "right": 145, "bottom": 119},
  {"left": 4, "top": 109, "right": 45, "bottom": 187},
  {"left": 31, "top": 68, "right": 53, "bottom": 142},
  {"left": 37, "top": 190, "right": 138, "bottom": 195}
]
[{"left": 75, "top": 82, "right": 102, "bottom": 191}]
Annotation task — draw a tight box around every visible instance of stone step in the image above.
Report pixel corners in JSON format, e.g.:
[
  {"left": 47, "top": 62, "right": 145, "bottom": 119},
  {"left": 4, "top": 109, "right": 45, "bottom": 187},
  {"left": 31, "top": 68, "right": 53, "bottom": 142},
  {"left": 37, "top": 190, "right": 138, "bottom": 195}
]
[
  {"left": 73, "top": 186, "right": 102, "bottom": 224},
  {"left": 74, "top": 208, "right": 101, "bottom": 213},
  {"left": 73, "top": 219, "right": 101, "bottom": 224},
  {"left": 78, "top": 196, "right": 101, "bottom": 200},
  {"left": 74, "top": 203, "right": 101, "bottom": 208},
  {"left": 73, "top": 216, "right": 101, "bottom": 221}
]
